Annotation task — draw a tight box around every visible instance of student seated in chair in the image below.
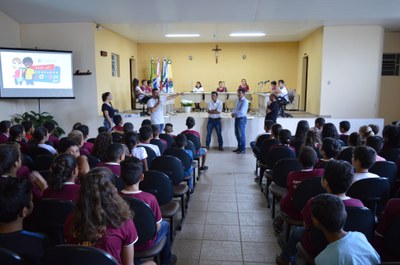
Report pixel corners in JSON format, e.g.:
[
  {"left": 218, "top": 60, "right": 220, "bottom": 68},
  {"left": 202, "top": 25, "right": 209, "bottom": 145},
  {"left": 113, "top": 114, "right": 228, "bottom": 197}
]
[
  {"left": 312, "top": 194, "right": 380, "bottom": 265},
  {"left": 351, "top": 146, "right": 379, "bottom": 184},
  {"left": 273, "top": 147, "right": 324, "bottom": 234},
  {"left": 315, "top": 137, "right": 342, "bottom": 169},
  {"left": 175, "top": 133, "right": 194, "bottom": 191},
  {"left": 182, "top": 117, "right": 208, "bottom": 171},
  {"left": 120, "top": 157, "right": 177, "bottom": 265},
  {"left": 276, "top": 160, "right": 364, "bottom": 265},
  {"left": 0, "top": 177, "right": 50, "bottom": 265}
]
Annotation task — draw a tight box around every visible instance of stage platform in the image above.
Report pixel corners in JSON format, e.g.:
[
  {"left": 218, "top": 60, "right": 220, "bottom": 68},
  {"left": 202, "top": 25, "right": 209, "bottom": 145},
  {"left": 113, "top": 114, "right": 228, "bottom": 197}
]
[{"left": 105, "top": 110, "right": 384, "bottom": 148}]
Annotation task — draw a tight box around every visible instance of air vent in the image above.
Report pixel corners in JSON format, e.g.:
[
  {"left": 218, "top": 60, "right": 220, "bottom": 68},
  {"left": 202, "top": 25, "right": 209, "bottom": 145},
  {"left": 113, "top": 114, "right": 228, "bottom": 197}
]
[{"left": 382, "top": 53, "right": 400, "bottom": 76}]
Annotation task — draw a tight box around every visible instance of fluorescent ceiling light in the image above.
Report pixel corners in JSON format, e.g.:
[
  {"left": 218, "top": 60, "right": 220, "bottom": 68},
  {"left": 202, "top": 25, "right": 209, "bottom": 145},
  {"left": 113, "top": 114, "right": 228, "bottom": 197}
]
[
  {"left": 229, "top": 32, "right": 266, "bottom": 37},
  {"left": 165, "top": 34, "right": 200, "bottom": 38}
]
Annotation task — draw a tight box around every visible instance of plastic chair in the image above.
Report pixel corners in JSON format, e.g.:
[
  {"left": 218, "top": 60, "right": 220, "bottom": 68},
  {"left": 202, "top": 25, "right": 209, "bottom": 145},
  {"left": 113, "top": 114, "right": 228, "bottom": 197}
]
[
  {"left": 150, "top": 156, "right": 189, "bottom": 228},
  {"left": 122, "top": 197, "right": 166, "bottom": 262},
  {"left": 86, "top": 154, "right": 100, "bottom": 168},
  {"left": 268, "top": 159, "right": 302, "bottom": 218},
  {"left": 280, "top": 177, "right": 325, "bottom": 242},
  {"left": 337, "top": 147, "right": 353, "bottom": 164},
  {"left": 383, "top": 216, "right": 400, "bottom": 260},
  {"left": 138, "top": 145, "right": 157, "bottom": 168},
  {"left": 150, "top": 139, "right": 166, "bottom": 155},
  {"left": 344, "top": 206, "right": 375, "bottom": 242},
  {"left": 370, "top": 161, "right": 398, "bottom": 187},
  {"left": 34, "top": 154, "right": 55, "bottom": 171},
  {"left": 185, "top": 134, "right": 202, "bottom": 173},
  {"left": 140, "top": 170, "right": 180, "bottom": 241},
  {"left": 379, "top": 148, "right": 400, "bottom": 163},
  {"left": 0, "top": 247, "right": 26, "bottom": 265},
  {"left": 347, "top": 177, "right": 390, "bottom": 216},
  {"left": 33, "top": 198, "right": 74, "bottom": 245},
  {"left": 164, "top": 147, "right": 195, "bottom": 190},
  {"left": 43, "top": 245, "right": 118, "bottom": 265},
  {"left": 252, "top": 134, "right": 271, "bottom": 175},
  {"left": 159, "top": 133, "right": 174, "bottom": 148},
  {"left": 186, "top": 140, "right": 200, "bottom": 179}
]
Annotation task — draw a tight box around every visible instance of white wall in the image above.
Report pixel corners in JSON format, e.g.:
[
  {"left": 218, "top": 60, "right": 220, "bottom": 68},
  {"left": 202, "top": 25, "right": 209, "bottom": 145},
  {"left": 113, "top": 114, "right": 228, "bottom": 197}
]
[
  {"left": 19, "top": 23, "right": 100, "bottom": 136},
  {"left": 320, "top": 26, "right": 384, "bottom": 118}
]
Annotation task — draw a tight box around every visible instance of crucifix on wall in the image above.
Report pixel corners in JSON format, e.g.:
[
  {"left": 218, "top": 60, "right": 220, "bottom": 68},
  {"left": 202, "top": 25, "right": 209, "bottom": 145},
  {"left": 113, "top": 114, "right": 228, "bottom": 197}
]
[{"left": 212, "top": 45, "right": 222, "bottom": 64}]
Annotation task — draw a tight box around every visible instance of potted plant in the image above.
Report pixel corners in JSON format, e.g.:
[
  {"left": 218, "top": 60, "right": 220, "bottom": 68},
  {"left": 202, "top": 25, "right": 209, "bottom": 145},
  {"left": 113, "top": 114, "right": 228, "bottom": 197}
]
[
  {"left": 181, "top": 99, "right": 194, "bottom": 113},
  {"left": 12, "top": 111, "right": 65, "bottom": 137}
]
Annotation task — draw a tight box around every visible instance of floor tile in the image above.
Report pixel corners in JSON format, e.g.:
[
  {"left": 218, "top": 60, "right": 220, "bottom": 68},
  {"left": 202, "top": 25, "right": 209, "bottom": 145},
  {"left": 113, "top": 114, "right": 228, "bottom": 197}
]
[
  {"left": 185, "top": 211, "right": 207, "bottom": 224},
  {"left": 242, "top": 242, "right": 280, "bottom": 263},
  {"left": 203, "top": 224, "right": 241, "bottom": 241},
  {"left": 208, "top": 201, "right": 238, "bottom": 212},
  {"left": 172, "top": 239, "right": 202, "bottom": 260},
  {"left": 200, "top": 240, "right": 243, "bottom": 261},
  {"left": 178, "top": 223, "right": 205, "bottom": 240},
  {"left": 205, "top": 212, "right": 239, "bottom": 225},
  {"left": 240, "top": 225, "right": 276, "bottom": 242}
]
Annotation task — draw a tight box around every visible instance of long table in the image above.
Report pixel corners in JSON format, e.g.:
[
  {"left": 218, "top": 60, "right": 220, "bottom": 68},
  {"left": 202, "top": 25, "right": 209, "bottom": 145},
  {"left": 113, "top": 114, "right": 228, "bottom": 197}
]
[{"left": 181, "top": 92, "right": 253, "bottom": 109}]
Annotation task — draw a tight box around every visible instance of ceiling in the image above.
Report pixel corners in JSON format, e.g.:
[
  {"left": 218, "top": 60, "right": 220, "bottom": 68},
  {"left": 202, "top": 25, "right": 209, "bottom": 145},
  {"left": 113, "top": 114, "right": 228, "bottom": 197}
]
[{"left": 1, "top": 0, "right": 400, "bottom": 43}]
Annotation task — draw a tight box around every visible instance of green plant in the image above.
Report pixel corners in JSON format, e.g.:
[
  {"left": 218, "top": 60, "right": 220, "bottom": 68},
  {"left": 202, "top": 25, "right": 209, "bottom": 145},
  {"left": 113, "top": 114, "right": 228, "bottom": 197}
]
[
  {"left": 181, "top": 99, "right": 193, "bottom": 107},
  {"left": 12, "top": 111, "right": 65, "bottom": 137}
]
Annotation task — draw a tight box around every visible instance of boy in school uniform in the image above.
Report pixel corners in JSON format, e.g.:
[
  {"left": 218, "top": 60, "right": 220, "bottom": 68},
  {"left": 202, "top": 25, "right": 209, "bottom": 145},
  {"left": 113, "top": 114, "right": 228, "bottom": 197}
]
[
  {"left": 312, "top": 194, "right": 380, "bottom": 265},
  {"left": 0, "top": 177, "right": 50, "bottom": 265},
  {"left": 120, "top": 157, "right": 177, "bottom": 265}
]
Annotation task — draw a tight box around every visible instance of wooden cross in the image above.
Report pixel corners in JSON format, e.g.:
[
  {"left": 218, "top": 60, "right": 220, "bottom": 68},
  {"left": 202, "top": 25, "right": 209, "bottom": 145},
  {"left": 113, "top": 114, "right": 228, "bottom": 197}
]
[{"left": 212, "top": 45, "right": 222, "bottom": 64}]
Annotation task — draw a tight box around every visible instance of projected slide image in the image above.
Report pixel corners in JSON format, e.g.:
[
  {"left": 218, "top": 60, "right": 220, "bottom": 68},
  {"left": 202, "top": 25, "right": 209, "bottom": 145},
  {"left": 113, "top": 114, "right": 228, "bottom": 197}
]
[{"left": 1, "top": 51, "right": 71, "bottom": 89}]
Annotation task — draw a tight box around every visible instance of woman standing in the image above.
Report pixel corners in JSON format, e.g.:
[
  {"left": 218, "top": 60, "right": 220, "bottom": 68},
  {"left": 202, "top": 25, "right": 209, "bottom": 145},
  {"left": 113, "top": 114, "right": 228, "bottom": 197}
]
[
  {"left": 238, "top": 79, "right": 249, "bottom": 92},
  {"left": 101, "top": 92, "right": 116, "bottom": 131},
  {"left": 192, "top": 81, "right": 204, "bottom": 110}
]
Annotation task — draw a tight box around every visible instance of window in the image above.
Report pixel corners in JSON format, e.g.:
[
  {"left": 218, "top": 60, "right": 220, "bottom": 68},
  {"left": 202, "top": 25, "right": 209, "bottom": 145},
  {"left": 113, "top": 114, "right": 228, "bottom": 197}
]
[
  {"left": 111, "top": 53, "right": 120, "bottom": 77},
  {"left": 382, "top": 53, "right": 400, "bottom": 76}
]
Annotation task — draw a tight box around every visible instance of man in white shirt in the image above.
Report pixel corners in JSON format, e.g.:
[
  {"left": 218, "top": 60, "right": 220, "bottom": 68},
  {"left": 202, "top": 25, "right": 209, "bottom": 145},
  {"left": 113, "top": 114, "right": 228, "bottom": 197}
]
[
  {"left": 205, "top": 91, "right": 224, "bottom": 151},
  {"left": 276, "top": 79, "right": 288, "bottom": 100},
  {"left": 147, "top": 88, "right": 181, "bottom": 132}
]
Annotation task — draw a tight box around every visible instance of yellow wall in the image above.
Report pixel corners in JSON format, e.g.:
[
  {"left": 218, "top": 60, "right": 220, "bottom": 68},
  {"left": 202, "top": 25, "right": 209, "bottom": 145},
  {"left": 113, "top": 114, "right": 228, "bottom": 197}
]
[
  {"left": 94, "top": 26, "right": 138, "bottom": 114},
  {"left": 137, "top": 42, "right": 299, "bottom": 104},
  {"left": 379, "top": 32, "right": 400, "bottom": 123},
  {"left": 297, "top": 28, "right": 323, "bottom": 114}
]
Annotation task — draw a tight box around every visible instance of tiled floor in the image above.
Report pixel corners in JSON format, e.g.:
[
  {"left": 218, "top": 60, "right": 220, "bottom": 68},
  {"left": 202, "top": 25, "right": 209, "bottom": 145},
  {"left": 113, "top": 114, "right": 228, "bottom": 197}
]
[{"left": 172, "top": 148, "right": 280, "bottom": 265}]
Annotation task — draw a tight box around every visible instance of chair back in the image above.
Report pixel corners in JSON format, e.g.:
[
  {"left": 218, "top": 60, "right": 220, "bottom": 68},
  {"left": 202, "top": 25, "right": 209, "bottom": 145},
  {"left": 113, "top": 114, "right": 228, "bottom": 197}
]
[
  {"left": 293, "top": 177, "right": 325, "bottom": 213},
  {"left": 379, "top": 148, "right": 400, "bottom": 163},
  {"left": 0, "top": 247, "right": 26, "bottom": 265},
  {"left": 369, "top": 161, "right": 398, "bottom": 187},
  {"left": 34, "top": 154, "right": 55, "bottom": 171},
  {"left": 112, "top": 174, "right": 125, "bottom": 192},
  {"left": 43, "top": 245, "right": 118, "bottom": 265},
  {"left": 344, "top": 206, "right": 375, "bottom": 242},
  {"left": 272, "top": 159, "right": 302, "bottom": 187},
  {"left": 185, "top": 140, "right": 197, "bottom": 158},
  {"left": 122, "top": 197, "right": 157, "bottom": 246},
  {"left": 159, "top": 133, "right": 174, "bottom": 148},
  {"left": 383, "top": 216, "right": 400, "bottom": 259},
  {"left": 185, "top": 133, "right": 201, "bottom": 151},
  {"left": 265, "top": 145, "right": 296, "bottom": 169},
  {"left": 347, "top": 178, "right": 390, "bottom": 215},
  {"left": 259, "top": 138, "right": 280, "bottom": 161},
  {"left": 150, "top": 155, "right": 185, "bottom": 185},
  {"left": 33, "top": 198, "right": 74, "bottom": 245},
  {"left": 138, "top": 145, "right": 157, "bottom": 168},
  {"left": 255, "top": 134, "right": 271, "bottom": 148},
  {"left": 150, "top": 139, "right": 166, "bottom": 155},
  {"left": 309, "top": 205, "right": 375, "bottom": 253},
  {"left": 164, "top": 147, "right": 192, "bottom": 171},
  {"left": 87, "top": 154, "right": 100, "bottom": 168},
  {"left": 337, "top": 147, "right": 353, "bottom": 164},
  {"left": 140, "top": 170, "right": 174, "bottom": 206}
]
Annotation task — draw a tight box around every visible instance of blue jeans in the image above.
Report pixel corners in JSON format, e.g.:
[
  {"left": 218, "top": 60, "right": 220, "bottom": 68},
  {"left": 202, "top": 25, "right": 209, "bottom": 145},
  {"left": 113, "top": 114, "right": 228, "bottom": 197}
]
[
  {"left": 206, "top": 118, "right": 223, "bottom": 147},
  {"left": 281, "top": 226, "right": 305, "bottom": 263},
  {"left": 103, "top": 118, "right": 111, "bottom": 131},
  {"left": 234, "top": 117, "right": 247, "bottom": 151},
  {"left": 154, "top": 124, "right": 164, "bottom": 133}
]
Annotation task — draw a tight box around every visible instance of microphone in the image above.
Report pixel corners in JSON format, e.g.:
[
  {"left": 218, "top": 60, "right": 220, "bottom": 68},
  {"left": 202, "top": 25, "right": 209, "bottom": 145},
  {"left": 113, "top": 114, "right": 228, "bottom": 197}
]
[{"left": 263, "top": 80, "right": 270, "bottom": 84}]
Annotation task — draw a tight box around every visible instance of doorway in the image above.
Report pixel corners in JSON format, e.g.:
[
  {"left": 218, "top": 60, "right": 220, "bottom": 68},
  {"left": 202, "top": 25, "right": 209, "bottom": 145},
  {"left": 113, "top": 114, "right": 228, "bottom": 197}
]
[
  {"left": 301, "top": 56, "right": 309, "bottom": 111},
  {"left": 129, "top": 58, "right": 136, "bottom": 109}
]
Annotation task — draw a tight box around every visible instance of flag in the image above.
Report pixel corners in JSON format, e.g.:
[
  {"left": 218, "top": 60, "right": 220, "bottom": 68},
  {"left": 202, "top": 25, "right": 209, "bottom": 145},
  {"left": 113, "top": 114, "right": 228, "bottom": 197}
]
[
  {"left": 149, "top": 58, "right": 156, "bottom": 87},
  {"left": 166, "top": 59, "right": 174, "bottom": 93},
  {"left": 154, "top": 58, "right": 161, "bottom": 89},
  {"left": 161, "top": 58, "right": 167, "bottom": 93}
]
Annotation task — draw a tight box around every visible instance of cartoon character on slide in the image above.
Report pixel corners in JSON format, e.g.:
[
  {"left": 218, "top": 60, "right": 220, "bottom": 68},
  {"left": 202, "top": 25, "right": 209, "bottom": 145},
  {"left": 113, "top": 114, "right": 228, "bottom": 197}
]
[
  {"left": 12, "top": 57, "right": 24, "bottom": 85},
  {"left": 22, "top": 57, "right": 35, "bottom": 85}
]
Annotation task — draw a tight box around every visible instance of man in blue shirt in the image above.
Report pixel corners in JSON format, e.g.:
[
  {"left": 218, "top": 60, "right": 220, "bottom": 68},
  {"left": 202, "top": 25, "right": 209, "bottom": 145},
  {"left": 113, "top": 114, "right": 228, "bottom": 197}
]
[{"left": 231, "top": 88, "right": 248, "bottom": 154}]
